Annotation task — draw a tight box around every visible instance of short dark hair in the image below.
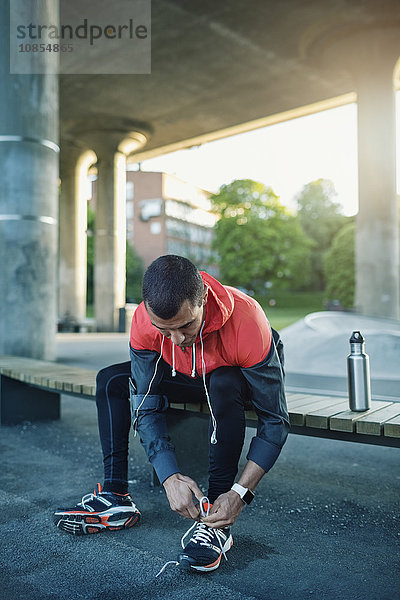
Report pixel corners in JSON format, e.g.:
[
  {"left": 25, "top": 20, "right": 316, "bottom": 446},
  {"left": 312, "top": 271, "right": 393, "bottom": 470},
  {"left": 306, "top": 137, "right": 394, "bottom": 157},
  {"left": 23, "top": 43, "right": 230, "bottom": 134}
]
[{"left": 142, "top": 255, "right": 204, "bottom": 319}]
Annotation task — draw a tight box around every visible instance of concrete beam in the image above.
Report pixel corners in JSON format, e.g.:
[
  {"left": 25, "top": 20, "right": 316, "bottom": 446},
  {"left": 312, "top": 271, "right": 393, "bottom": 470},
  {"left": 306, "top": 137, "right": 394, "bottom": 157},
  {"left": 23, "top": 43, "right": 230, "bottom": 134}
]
[{"left": 128, "top": 93, "right": 357, "bottom": 164}]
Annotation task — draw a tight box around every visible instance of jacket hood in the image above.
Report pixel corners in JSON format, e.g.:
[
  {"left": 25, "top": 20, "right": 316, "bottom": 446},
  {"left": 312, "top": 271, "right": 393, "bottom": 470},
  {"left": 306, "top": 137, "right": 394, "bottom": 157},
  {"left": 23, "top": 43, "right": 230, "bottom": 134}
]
[{"left": 200, "top": 272, "right": 234, "bottom": 336}]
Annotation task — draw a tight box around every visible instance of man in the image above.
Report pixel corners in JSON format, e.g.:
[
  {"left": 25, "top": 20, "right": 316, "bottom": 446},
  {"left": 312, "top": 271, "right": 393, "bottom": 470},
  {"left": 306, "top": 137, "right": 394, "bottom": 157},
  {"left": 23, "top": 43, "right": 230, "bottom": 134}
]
[{"left": 55, "top": 255, "right": 289, "bottom": 572}]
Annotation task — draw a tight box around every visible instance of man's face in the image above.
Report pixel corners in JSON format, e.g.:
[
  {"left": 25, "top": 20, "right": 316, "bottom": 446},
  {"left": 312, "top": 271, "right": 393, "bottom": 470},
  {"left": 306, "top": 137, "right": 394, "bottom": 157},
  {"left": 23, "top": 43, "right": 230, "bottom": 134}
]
[{"left": 145, "top": 291, "right": 207, "bottom": 348}]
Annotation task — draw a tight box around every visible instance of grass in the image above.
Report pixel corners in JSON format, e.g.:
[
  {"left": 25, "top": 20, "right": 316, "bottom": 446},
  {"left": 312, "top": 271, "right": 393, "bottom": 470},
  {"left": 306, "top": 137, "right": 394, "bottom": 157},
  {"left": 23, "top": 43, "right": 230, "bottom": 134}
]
[
  {"left": 264, "top": 307, "right": 313, "bottom": 331},
  {"left": 259, "top": 291, "right": 326, "bottom": 331}
]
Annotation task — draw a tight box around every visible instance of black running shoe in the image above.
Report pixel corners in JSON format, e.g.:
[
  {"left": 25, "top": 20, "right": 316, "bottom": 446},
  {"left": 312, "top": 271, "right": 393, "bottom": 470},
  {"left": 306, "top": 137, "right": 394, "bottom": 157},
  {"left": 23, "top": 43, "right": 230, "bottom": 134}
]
[
  {"left": 177, "top": 498, "right": 233, "bottom": 572},
  {"left": 178, "top": 521, "right": 233, "bottom": 571},
  {"left": 54, "top": 483, "right": 140, "bottom": 535}
]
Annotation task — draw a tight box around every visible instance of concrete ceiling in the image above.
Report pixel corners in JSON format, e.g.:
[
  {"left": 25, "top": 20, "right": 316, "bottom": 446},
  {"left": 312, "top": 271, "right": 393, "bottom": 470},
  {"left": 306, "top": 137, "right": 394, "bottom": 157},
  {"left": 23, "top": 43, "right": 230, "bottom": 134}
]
[{"left": 60, "top": 0, "right": 400, "bottom": 158}]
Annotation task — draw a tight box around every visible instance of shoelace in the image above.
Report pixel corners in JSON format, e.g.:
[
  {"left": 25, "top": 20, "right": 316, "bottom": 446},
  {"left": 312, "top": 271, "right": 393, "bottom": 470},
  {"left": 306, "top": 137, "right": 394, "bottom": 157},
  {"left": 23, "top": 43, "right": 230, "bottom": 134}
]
[
  {"left": 78, "top": 484, "right": 116, "bottom": 511},
  {"left": 180, "top": 520, "right": 228, "bottom": 554},
  {"left": 155, "top": 496, "right": 228, "bottom": 578},
  {"left": 78, "top": 484, "right": 101, "bottom": 510},
  {"left": 79, "top": 492, "right": 112, "bottom": 510}
]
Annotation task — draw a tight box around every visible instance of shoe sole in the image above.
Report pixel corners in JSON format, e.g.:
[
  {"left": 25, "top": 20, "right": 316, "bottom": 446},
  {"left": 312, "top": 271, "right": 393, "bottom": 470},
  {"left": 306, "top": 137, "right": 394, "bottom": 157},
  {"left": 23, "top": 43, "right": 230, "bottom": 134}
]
[
  {"left": 180, "top": 534, "right": 233, "bottom": 572},
  {"left": 54, "top": 508, "right": 140, "bottom": 536}
]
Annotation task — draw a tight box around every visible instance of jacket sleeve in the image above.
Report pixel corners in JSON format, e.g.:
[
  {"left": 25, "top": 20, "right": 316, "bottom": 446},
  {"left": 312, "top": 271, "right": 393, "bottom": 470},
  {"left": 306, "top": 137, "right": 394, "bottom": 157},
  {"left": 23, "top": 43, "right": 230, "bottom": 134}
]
[
  {"left": 240, "top": 328, "right": 290, "bottom": 473},
  {"left": 129, "top": 345, "right": 179, "bottom": 484}
]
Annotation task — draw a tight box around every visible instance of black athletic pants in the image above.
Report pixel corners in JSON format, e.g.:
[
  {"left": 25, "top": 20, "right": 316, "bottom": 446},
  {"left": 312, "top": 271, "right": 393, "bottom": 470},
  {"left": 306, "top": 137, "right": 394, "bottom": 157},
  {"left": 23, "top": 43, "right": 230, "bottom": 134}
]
[{"left": 96, "top": 359, "right": 250, "bottom": 502}]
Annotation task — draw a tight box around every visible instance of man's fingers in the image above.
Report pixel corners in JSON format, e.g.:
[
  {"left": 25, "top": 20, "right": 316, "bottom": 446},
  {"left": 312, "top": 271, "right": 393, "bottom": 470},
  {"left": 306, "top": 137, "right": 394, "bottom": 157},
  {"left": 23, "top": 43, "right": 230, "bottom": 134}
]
[
  {"left": 202, "top": 509, "right": 234, "bottom": 528},
  {"left": 202, "top": 511, "right": 220, "bottom": 524},
  {"left": 177, "top": 501, "right": 200, "bottom": 520},
  {"left": 202, "top": 515, "right": 230, "bottom": 529},
  {"left": 182, "top": 494, "right": 200, "bottom": 520},
  {"left": 187, "top": 502, "right": 201, "bottom": 520},
  {"left": 187, "top": 481, "right": 204, "bottom": 502},
  {"left": 175, "top": 474, "right": 203, "bottom": 501},
  {"left": 208, "top": 501, "right": 220, "bottom": 515},
  {"left": 172, "top": 495, "right": 200, "bottom": 520},
  {"left": 164, "top": 473, "right": 205, "bottom": 520}
]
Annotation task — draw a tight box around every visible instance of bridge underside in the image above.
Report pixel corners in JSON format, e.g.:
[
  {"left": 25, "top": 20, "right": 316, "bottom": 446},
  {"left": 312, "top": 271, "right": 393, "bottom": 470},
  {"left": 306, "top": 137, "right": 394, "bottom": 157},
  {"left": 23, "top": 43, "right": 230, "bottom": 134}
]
[{"left": 1, "top": 0, "right": 400, "bottom": 357}]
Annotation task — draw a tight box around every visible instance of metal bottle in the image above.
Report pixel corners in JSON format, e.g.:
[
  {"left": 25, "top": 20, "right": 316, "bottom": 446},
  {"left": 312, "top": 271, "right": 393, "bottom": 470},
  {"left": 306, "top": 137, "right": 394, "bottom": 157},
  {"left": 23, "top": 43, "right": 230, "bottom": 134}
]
[{"left": 347, "top": 331, "right": 371, "bottom": 412}]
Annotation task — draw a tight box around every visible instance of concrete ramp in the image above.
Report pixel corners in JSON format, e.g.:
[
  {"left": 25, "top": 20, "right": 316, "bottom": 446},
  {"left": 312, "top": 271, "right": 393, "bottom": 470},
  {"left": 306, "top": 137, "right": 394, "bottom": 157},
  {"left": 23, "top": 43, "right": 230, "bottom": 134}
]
[{"left": 280, "top": 311, "right": 400, "bottom": 399}]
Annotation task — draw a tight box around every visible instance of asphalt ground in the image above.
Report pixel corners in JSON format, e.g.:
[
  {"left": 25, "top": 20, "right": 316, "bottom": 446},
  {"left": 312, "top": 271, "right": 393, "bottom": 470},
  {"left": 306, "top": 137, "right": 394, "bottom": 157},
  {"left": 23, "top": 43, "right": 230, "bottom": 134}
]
[{"left": 1, "top": 333, "right": 400, "bottom": 600}]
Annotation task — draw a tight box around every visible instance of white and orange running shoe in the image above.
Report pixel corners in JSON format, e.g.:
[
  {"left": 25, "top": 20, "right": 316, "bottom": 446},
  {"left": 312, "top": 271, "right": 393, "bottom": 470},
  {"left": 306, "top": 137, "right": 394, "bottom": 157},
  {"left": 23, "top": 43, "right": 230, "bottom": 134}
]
[{"left": 54, "top": 483, "right": 140, "bottom": 535}]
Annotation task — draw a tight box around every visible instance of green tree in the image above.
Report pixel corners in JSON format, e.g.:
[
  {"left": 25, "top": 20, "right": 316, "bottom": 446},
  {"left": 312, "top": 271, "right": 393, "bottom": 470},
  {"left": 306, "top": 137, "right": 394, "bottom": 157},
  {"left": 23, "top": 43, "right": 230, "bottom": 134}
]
[
  {"left": 126, "top": 243, "right": 144, "bottom": 303},
  {"left": 211, "top": 179, "right": 312, "bottom": 295},
  {"left": 295, "top": 179, "right": 348, "bottom": 290},
  {"left": 324, "top": 222, "right": 355, "bottom": 308}
]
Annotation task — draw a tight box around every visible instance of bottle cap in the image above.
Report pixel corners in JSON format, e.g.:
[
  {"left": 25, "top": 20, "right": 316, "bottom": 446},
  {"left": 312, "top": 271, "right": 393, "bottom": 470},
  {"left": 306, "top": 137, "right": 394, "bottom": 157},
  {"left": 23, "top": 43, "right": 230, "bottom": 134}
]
[{"left": 350, "top": 331, "right": 364, "bottom": 343}]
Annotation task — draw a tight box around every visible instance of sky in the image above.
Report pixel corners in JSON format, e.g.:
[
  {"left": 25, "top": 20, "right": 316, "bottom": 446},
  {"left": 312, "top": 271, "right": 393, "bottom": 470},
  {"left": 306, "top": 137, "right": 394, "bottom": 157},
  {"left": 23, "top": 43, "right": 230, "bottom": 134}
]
[{"left": 132, "top": 93, "right": 400, "bottom": 217}]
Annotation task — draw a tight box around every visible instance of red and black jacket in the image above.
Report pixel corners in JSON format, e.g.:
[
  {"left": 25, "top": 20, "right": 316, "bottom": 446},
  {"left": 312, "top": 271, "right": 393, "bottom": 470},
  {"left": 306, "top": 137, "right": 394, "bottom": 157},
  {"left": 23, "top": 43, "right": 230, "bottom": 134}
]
[{"left": 130, "top": 272, "right": 289, "bottom": 483}]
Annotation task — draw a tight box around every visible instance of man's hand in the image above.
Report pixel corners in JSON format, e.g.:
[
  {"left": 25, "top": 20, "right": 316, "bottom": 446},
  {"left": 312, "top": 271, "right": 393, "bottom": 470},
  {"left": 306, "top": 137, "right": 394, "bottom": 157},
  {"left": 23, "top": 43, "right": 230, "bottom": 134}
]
[
  {"left": 201, "top": 490, "right": 245, "bottom": 529},
  {"left": 163, "top": 473, "right": 204, "bottom": 519}
]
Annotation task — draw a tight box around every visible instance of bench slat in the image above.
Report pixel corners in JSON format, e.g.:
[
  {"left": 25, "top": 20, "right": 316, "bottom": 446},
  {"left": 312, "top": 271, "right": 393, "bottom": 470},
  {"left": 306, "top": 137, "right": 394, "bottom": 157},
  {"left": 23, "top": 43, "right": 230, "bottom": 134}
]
[
  {"left": 383, "top": 414, "right": 400, "bottom": 438},
  {"left": 184, "top": 403, "right": 204, "bottom": 413},
  {"left": 330, "top": 401, "right": 392, "bottom": 432},
  {"left": 169, "top": 403, "right": 185, "bottom": 410},
  {"left": 0, "top": 356, "right": 96, "bottom": 397},
  {"left": 289, "top": 397, "right": 344, "bottom": 426},
  {"left": 82, "top": 383, "right": 96, "bottom": 396},
  {"left": 305, "top": 401, "right": 350, "bottom": 429},
  {"left": 245, "top": 409, "right": 257, "bottom": 423},
  {"left": 285, "top": 393, "right": 310, "bottom": 401},
  {"left": 287, "top": 394, "right": 339, "bottom": 409},
  {"left": 355, "top": 404, "right": 400, "bottom": 436}
]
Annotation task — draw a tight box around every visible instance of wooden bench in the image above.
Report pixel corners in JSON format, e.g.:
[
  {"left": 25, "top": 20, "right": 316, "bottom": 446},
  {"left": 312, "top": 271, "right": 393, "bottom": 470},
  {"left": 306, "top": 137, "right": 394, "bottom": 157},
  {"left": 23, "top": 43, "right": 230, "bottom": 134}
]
[{"left": 1, "top": 355, "right": 400, "bottom": 449}]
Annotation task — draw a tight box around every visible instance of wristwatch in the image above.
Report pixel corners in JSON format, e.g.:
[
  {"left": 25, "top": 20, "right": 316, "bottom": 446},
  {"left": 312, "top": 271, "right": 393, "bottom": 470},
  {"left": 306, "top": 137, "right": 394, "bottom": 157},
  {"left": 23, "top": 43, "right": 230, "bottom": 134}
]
[{"left": 231, "top": 483, "right": 255, "bottom": 505}]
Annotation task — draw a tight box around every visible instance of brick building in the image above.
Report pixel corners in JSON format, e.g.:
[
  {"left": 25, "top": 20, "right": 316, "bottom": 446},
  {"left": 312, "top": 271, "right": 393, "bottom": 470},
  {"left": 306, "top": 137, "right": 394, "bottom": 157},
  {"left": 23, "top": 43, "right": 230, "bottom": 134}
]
[{"left": 126, "top": 170, "right": 218, "bottom": 274}]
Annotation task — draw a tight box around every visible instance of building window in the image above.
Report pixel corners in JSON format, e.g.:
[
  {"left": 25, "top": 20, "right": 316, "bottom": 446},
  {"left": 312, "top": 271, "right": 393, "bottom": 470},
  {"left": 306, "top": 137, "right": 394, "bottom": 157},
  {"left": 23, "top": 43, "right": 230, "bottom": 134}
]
[
  {"left": 165, "top": 219, "right": 214, "bottom": 245},
  {"left": 126, "top": 200, "right": 134, "bottom": 219},
  {"left": 140, "top": 198, "right": 162, "bottom": 221},
  {"left": 126, "top": 181, "right": 134, "bottom": 200},
  {"left": 165, "top": 199, "right": 216, "bottom": 228},
  {"left": 150, "top": 221, "right": 161, "bottom": 235}
]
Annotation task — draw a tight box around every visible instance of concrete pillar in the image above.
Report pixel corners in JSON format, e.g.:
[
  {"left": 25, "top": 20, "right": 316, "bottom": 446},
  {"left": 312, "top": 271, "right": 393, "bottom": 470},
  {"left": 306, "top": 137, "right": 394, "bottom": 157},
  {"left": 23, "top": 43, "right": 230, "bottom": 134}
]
[
  {"left": 308, "top": 27, "right": 400, "bottom": 319},
  {"left": 95, "top": 147, "right": 128, "bottom": 331},
  {"left": 59, "top": 146, "right": 96, "bottom": 324},
  {"left": 0, "top": 0, "right": 59, "bottom": 359},
  {"left": 354, "top": 58, "right": 399, "bottom": 318},
  {"left": 71, "top": 128, "right": 148, "bottom": 331}
]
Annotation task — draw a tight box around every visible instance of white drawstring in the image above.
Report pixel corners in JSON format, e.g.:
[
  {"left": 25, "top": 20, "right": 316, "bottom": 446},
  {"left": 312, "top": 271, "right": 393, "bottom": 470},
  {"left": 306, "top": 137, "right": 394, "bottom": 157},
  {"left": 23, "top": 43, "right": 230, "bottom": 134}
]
[
  {"left": 199, "top": 321, "right": 217, "bottom": 445},
  {"left": 191, "top": 343, "right": 196, "bottom": 377},
  {"left": 172, "top": 343, "right": 176, "bottom": 377},
  {"left": 133, "top": 337, "right": 165, "bottom": 436},
  {"left": 134, "top": 323, "right": 217, "bottom": 444}
]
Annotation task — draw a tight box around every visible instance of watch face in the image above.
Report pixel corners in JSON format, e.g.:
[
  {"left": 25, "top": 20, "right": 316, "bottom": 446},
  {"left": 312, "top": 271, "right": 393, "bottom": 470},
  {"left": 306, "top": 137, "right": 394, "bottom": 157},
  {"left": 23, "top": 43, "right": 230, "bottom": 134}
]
[{"left": 243, "top": 489, "right": 255, "bottom": 505}]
